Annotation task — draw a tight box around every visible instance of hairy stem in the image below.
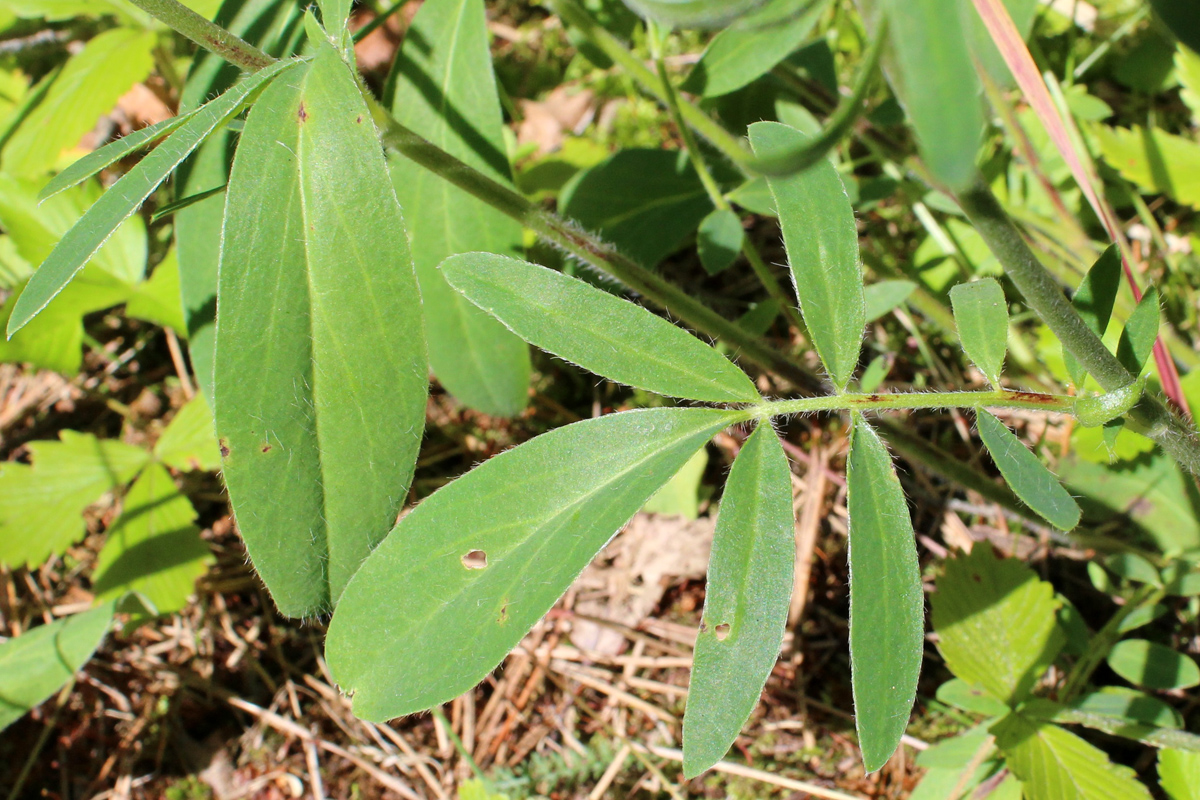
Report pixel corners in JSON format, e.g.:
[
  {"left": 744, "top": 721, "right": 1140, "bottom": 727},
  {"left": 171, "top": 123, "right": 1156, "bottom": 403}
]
[
  {"left": 958, "top": 180, "right": 1200, "bottom": 476},
  {"left": 757, "top": 389, "right": 1077, "bottom": 419},
  {"left": 127, "top": 0, "right": 274, "bottom": 70}
]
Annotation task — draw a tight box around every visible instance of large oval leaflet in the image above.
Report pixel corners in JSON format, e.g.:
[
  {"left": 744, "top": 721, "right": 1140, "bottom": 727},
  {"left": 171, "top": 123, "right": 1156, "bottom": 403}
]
[
  {"left": 213, "top": 44, "right": 428, "bottom": 618},
  {"left": 326, "top": 407, "right": 745, "bottom": 721}
]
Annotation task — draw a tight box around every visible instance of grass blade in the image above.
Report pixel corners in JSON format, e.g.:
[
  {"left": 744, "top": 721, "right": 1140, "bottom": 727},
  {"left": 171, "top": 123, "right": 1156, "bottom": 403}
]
[
  {"left": 6, "top": 58, "right": 299, "bottom": 338},
  {"left": 326, "top": 407, "right": 744, "bottom": 720},
  {"left": 847, "top": 414, "right": 924, "bottom": 772},
  {"left": 977, "top": 410, "right": 1081, "bottom": 531},
  {"left": 213, "top": 46, "right": 427, "bottom": 618},
  {"left": 683, "top": 423, "right": 794, "bottom": 777},
  {"left": 750, "top": 121, "right": 864, "bottom": 391},
  {"left": 441, "top": 252, "right": 761, "bottom": 403}
]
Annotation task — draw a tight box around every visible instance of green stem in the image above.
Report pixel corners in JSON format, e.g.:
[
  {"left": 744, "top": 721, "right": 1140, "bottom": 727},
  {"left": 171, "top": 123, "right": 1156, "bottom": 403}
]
[
  {"left": 1059, "top": 584, "right": 1164, "bottom": 702},
  {"left": 127, "top": 0, "right": 274, "bottom": 70},
  {"left": 756, "top": 389, "right": 1076, "bottom": 419},
  {"left": 741, "top": 238, "right": 809, "bottom": 335},
  {"left": 957, "top": 180, "right": 1200, "bottom": 476}
]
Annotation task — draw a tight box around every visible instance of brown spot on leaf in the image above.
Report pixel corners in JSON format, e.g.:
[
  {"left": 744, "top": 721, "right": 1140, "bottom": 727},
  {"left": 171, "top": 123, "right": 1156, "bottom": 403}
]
[
  {"left": 219, "top": 439, "right": 230, "bottom": 458},
  {"left": 498, "top": 602, "right": 509, "bottom": 624},
  {"left": 261, "top": 444, "right": 272, "bottom": 453},
  {"left": 356, "top": 115, "right": 363, "bottom": 124},
  {"left": 298, "top": 101, "right": 307, "bottom": 123}
]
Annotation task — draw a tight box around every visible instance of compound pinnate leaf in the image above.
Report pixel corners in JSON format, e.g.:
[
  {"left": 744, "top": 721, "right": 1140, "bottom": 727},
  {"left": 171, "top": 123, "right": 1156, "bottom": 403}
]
[
  {"left": 750, "top": 121, "right": 864, "bottom": 391},
  {"left": 846, "top": 414, "right": 923, "bottom": 772},
  {"left": 6, "top": 58, "right": 300, "bottom": 338},
  {"left": 1106, "top": 640, "right": 1200, "bottom": 691},
  {"left": 681, "top": 0, "right": 830, "bottom": 97},
  {"left": 1159, "top": 749, "right": 1200, "bottom": 800},
  {"left": 992, "top": 713, "right": 1153, "bottom": 800},
  {"left": 441, "top": 253, "right": 761, "bottom": 403},
  {"left": 0, "top": 602, "right": 114, "bottom": 732},
  {"left": 92, "top": 463, "right": 212, "bottom": 615},
  {"left": 214, "top": 46, "right": 427, "bottom": 618},
  {"left": 950, "top": 278, "right": 1007, "bottom": 386},
  {"left": 931, "top": 547, "right": 1064, "bottom": 706},
  {"left": 683, "top": 423, "right": 794, "bottom": 778},
  {"left": 1064, "top": 245, "right": 1121, "bottom": 387},
  {"left": 876, "top": 0, "right": 982, "bottom": 191},
  {"left": 977, "top": 410, "right": 1081, "bottom": 531},
  {"left": 621, "top": 0, "right": 770, "bottom": 28},
  {"left": 0, "top": 431, "right": 150, "bottom": 569},
  {"left": 327, "top": 407, "right": 743, "bottom": 721},
  {"left": 1116, "top": 287, "right": 1161, "bottom": 378},
  {"left": 387, "top": 0, "right": 531, "bottom": 417}
]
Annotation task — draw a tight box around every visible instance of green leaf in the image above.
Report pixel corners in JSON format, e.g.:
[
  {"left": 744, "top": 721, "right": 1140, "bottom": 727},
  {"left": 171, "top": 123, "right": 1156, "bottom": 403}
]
[
  {"left": 3, "top": 0, "right": 133, "bottom": 21},
  {"left": 863, "top": 279, "right": 915, "bottom": 323},
  {"left": 965, "top": 0, "right": 1038, "bottom": 89},
  {"left": 1064, "top": 246, "right": 1121, "bottom": 387},
  {"left": 1069, "top": 688, "right": 1183, "bottom": 730},
  {"left": 1, "top": 28, "right": 155, "bottom": 177},
  {"left": 559, "top": 149, "right": 713, "bottom": 268},
  {"left": 317, "top": 0, "right": 351, "bottom": 33},
  {"left": 1106, "top": 640, "right": 1200, "bottom": 690},
  {"left": 154, "top": 394, "right": 221, "bottom": 473},
  {"left": 1116, "top": 287, "right": 1160, "bottom": 378},
  {"left": 643, "top": 447, "right": 708, "bottom": 519},
  {"left": 213, "top": 47, "right": 427, "bottom": 618},
  {"left": 621, "top": 0, "right": 770, "bottom": 29},
  {"left": 992, "top": 713, "right": 1153, "bottom": 800},
  {"left": 1094, "top": 124, "right": 1200, "bottom": 208},
  {"left": 386, "top": 0, "right": 531, "bottom": 417},
  {"left": 697, "top": 207, "right": 744, "bottom": 275},
  {"left": 1178, "top": 46, "right": 1200, "bottom": 119},
  {"left": 441, "top": 253, "right": 761, "bottom": 402},
  {"left": 681, "top": 0, "right": 830, "bottom": 97},
  {"left": 949, "top": 278, "right": 1008, "bottom": 385},
  {"left": 0, "top": 431, "right": 150, "bottom": 569},
  {"left": 6, "top": 59, "right": 300, "bottom": 338},
  {"left": 39, "top": 109, "right": 203, "bottom": 202},
  {"left": 326, "top": 407, "right": 742, "bottom": 720},
  {"left": 125, "top": 249, "right": 187, "bottom": 335},
  {"left": 1160, "top": 748, "right": 1200, "bottom": 800},
  {"left": 846, "top": 414, "right": 923, "bottom": 772},
  {"left": 683, "top": 424, "right": 794, "bottom": 777},
  {"left": 935, "top": 678, "right": 1009, "bottom": 717},
  {"left": 875, "top": 0, "right": 981, "bottom": 191},
  {"left": 750, "top": 121, "right": 864, "bottom": 390},
  {"left": 977, "top": 410, "right": 1081, "bottom": 530},
  {"left": 92, "top": 463, "right": 212, "bottom": 615},
  {"left": 0, "top": 602, "right": 114, "bottom": 732},
  {"left": 1149, "top": 0, "right": 1200, "bottom": 70},
  {"left": 174, "top": 0, "right": 308, "bottom": 400},
  {"left": 931, "top": 546, "right": 1064, "bottom": 706}
]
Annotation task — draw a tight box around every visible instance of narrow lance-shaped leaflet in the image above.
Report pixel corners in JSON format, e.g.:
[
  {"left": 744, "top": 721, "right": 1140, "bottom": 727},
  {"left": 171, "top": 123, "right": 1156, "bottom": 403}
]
[{"left": 213, "top": 45, "right": 427, "bottom": 618}]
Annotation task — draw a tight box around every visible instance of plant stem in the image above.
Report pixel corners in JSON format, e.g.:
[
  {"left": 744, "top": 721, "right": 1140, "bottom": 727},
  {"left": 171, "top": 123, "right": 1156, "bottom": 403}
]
[
  {"left": 756, "top": 388, "right": 1076, "bottom": 419},
  {"left": 1059, "top": 583, "right": 1165, "bottom": 702},
  {"left": 957, "top": 180, "right": 1200, "bottom": 476},
  {"left": 127, "top": 0, "right": 274, "bottom": 70}
]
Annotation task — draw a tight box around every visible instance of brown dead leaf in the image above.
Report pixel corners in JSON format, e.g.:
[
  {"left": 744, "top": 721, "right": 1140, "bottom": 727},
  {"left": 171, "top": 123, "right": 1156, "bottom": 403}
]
[{"left": 517, "top": 86, "right": 595, "bottom": 156}]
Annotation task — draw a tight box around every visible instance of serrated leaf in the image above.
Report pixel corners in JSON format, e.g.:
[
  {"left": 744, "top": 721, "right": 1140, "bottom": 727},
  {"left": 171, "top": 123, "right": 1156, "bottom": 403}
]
[
  {"left": 92, "top": 463, "right": 212, "bottom": 615},
  {"left": 0, "top": 602, "right": 114, "bottom": 732},
  {"left": 326, "top": 407, "right": 743, "bottom": 720},
  {"left": 0, "top": 431, "right": 150, "bottom": 568},
  {"left": 124, "top": 249, "right": 186, "bottom": 335},
  {"left": 992, "top": 713, "right": 1153, "bottom": 800},
  {"left": 1094, "top": 124, "right": 1200, "bottom": 208},
  {"left": 6, "top": 59, "right": 300, "bottom": 338},
  {"left": 876, "top": 0, "right": 982, "bottom": 191},
  {"left": 697, "top": 207, "right": 744, "bottom": 275},
  {"left": 154, "top": 395, "right": 221, "bottom": 473},
  {"left": 621, "top": 0, "right": 770, "bottom": 28},
  {"left": 1064, "top": 245, "right": 1121, "bottom": 387},
  {"left": 174, "top": 0, "right": 307, "bottom": 401},
  {"left": 931, "top": 546, "right": 1064, "bottom": 706},
  {"left": 1160, "top": 748, "right": 1200, "bottom": 800},
  {"left": 846, "top": 414, "right": 923, "bottom": 772},
  {"left": 1116, "top": 287, "right": 1160, "bottom": 378},
  {"left": 863, "top": 279, "right": 915, "bottom": 323},
  {"left": 681, "top": 0, "right": 830, "bottom": 97},
  {"left": 441, "top": 253, "right": 760, "bottom": 402},
  {"left": 977, "top": 410, "right": 1081, "bottom": 530},
  {"left": 950, "top": 278, "right": 1008, "bottom": 385},
  {"left": 643, "top": 447, "right": 708, "bottom": 519},
  {"left": 559, "top": 149, "right": 713, "bottom": 268},
  {"left": 213, "top": 47, "right": 427, "bottom": 618},
  {"left": 1106, "top": 639, "right": 1200, "bottom": 690},
  {"left": 387, "top": 0, "right": 531, "bottom": 417},
  {"left": 39, "top": 109, "right": 203, "bottom": 202},
  {"left": 1, "top": 28, "right": 155, "bottom": 177},
  {"left": 750, "top": 121, "right": 864, "bottom": 390},
  {"left": 683, "top": 424, "right": 793, "bottom": 777}
]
